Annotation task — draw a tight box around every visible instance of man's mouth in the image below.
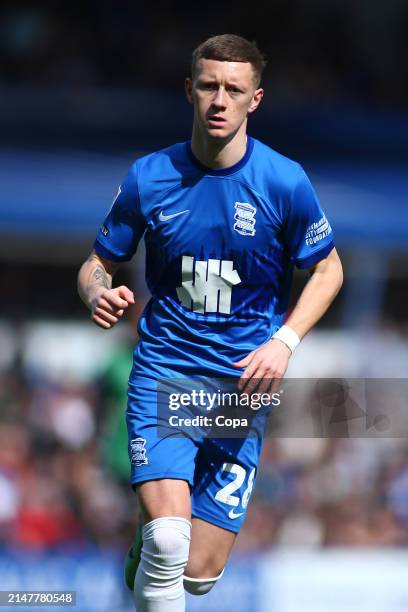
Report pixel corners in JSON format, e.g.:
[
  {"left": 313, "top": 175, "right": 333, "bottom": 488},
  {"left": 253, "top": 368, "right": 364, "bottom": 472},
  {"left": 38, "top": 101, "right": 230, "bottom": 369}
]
[{"left": 207, "top": 116, "right": 227, "bottom": 126}]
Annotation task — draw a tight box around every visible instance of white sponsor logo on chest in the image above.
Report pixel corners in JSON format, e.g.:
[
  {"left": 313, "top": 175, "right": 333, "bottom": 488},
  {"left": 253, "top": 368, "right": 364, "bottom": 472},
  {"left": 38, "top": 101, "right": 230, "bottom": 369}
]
[{"left": 177, "top": 256, "right": 241, "bottom": 314}]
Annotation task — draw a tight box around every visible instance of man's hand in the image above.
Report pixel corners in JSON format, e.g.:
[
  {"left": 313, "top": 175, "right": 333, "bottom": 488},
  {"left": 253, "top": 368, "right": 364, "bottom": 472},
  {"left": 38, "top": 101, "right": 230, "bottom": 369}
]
[
  {"left": 91, "top": 285, "right": 135, "bottom": 329},
  {"left": 78, "top": 250, "right": 135, "bottom": 329},
  {"left": 232, "top": 338, "right": 291, "bottom": 395}
]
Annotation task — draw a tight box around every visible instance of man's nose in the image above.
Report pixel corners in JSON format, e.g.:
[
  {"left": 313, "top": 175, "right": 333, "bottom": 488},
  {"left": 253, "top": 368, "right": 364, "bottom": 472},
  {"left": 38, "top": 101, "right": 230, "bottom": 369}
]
[{"left": 212, "top": 87, "right": 227, "bottom": 108}]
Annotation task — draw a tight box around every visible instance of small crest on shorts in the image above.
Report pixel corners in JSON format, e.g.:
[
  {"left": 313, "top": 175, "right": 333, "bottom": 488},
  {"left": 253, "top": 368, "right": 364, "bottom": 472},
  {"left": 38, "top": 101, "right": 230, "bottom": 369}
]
[
  {"left": 130, "top": 437, "right": 148, "bottom": 466},
  {"left": 233, "top": 202, "right": 256, "bottom": 236}
]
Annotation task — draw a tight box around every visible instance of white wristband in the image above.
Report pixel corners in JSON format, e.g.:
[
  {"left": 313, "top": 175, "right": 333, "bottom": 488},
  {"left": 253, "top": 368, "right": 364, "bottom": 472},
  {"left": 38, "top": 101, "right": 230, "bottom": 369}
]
[{"left": 272, "top": 325, "right": 300, "bottom": 353}]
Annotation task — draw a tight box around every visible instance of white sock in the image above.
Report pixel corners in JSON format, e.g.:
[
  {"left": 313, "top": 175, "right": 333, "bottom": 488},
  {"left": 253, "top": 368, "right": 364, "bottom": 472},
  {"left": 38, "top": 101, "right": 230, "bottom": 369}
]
[
  {"left": 183, "top": 568, "right": 225, "bottom": 595},
  {"left": 134, "top": 517, "right": 191, "bottom": 612}
]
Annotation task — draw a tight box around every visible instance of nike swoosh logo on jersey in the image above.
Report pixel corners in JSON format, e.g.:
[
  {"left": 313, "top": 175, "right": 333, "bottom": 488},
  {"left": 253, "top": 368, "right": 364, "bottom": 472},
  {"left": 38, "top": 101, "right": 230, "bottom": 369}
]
[
  {"left": 228, "top": 508, "right": 244, "bottom": 519},
  {"left": 159, "top": 210, "right": 190, "bottom": 221}
]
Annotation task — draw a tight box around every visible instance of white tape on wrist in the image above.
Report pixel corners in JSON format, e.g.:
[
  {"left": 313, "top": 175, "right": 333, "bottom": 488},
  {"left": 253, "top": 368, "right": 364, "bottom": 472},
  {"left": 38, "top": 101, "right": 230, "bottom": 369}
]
[{"left": 272, "top": 325, "right": 300, "bottom": 353}]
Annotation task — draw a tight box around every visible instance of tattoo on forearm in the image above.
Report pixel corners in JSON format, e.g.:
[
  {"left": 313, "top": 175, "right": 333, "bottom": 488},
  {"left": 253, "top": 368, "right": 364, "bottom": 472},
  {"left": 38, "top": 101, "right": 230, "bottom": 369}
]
[{"left": 89, "top": 265, "right": 111, "bottom": 290}]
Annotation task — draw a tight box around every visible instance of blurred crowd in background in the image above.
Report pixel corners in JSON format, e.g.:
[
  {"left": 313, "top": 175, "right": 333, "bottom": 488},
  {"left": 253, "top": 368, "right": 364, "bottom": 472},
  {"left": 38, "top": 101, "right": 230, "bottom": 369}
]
[
  {"left": 0, "top": 343, "right": 135, "bottom": 553},
  {"left": 1, "top": 0, "right": 408, "bottom": 108}
]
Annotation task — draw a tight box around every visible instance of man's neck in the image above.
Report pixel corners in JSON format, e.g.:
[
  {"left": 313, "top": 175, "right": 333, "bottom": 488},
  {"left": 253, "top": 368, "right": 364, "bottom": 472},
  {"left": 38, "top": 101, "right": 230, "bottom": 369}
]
[{"left": 190, "top": 126, "right": 248, "bottom": 169}]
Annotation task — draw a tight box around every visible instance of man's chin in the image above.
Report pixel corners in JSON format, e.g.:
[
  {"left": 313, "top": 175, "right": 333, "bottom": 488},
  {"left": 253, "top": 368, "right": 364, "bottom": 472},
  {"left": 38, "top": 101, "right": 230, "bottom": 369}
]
[{"left": 205, "top": 127, "right": 232, "bottom": 141}]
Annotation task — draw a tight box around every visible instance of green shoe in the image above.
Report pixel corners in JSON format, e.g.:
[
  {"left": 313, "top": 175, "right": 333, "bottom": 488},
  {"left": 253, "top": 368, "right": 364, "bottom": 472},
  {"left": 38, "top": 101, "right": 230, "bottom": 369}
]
[{"left": 124, "top": 521, "right": 143, "bottom": 591}]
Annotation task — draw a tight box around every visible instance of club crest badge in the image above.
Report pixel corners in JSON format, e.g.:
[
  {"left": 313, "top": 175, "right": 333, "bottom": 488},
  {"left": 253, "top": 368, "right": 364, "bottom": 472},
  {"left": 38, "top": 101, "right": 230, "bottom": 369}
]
[
  {"left": 130, "top": 437, "right": 148, "bottom": 466},
  {"left": 234, "top": 202, "right": 256, "bottom": 236}
]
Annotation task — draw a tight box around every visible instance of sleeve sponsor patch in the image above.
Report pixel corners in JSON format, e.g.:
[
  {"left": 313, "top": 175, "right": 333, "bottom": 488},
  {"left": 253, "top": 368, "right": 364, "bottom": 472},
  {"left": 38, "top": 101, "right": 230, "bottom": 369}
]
[{"left": 305, "top": 215, "right": 332, "bottom": 246}]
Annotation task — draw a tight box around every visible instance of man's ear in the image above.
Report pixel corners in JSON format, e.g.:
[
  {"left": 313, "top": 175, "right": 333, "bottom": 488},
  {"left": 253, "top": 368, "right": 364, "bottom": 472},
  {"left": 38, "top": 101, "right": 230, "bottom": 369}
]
[
  {"left": 248, "top": 88, "right": 264, "bottom": 114},
  {"left": 185, "top": 78, "right": 193, "bottom": 104}
]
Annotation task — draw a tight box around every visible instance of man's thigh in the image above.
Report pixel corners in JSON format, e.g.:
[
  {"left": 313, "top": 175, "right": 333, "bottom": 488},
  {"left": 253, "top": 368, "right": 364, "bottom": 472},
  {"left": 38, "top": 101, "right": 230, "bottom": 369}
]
[{"left": 136, "top": 478, "right": 191, "bottom": 523}]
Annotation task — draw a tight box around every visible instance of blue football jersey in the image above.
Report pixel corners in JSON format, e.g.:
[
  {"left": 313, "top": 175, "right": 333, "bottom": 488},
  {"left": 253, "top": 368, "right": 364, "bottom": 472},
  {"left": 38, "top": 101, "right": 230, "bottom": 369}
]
[{"left": 94, "top": 137, "right": 334, "bottom": 379}]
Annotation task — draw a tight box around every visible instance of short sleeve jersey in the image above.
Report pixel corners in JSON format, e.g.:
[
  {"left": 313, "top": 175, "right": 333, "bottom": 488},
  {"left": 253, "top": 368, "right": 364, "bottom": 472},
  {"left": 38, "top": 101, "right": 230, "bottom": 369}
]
[{"left": 94, "top": 137, "right": 334, "bottom": 380}]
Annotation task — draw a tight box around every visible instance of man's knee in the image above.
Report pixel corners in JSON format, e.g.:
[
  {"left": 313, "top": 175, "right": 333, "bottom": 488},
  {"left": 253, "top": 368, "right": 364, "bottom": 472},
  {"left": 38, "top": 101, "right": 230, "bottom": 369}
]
[
  {"left": 134, "top": 517, "right": 192, "bottom": 610},
  {"left": 137, "top": 517, "right": 191, "bottom": 585},
  {"left": 149, "top": 523, "right": 189, "bottom": 560},
  {"left": 183, "top": 568, "right": 225, "bottom": 596}
]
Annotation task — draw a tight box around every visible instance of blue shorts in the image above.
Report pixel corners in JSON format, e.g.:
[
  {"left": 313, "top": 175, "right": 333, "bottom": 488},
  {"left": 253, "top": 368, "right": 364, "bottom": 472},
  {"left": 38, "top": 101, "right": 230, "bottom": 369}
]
[{"left": 126, "top": 377, "right": 269, "bottom": 533}]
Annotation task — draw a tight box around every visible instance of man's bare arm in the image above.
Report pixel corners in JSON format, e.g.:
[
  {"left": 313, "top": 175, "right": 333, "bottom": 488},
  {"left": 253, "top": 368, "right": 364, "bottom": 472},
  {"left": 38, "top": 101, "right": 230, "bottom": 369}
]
[
  {"left": 233, "top": 248, "right": 343, "bottom": 391},
  {"left": 77, "top": 250, "right": 135, "bottom": 329},
  {"left": 284, "top": 247, "right": 343, "bottom": 339}
]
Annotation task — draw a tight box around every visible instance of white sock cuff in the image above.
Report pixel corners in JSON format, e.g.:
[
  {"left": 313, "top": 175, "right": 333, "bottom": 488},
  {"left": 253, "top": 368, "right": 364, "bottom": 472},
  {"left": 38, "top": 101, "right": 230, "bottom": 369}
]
[
  {"left": 183, "top": 568, "right": 225, "bottom": 595},
  {"left": 184, "top": 568, "right": 224, "bottom": 582}
]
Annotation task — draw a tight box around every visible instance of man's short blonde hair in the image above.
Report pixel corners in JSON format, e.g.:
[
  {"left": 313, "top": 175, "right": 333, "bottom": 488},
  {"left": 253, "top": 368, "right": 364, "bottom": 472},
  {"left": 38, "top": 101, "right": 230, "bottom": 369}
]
[{"left": 192, "top": 34, "right": 267, "bottom": 88}]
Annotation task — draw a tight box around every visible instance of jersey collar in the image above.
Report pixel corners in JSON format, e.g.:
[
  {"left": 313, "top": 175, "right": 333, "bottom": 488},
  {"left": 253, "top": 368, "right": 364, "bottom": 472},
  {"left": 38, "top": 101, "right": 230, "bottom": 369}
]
[{"left": 186, "top": 136, "right": 254, "bottom": 176}]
